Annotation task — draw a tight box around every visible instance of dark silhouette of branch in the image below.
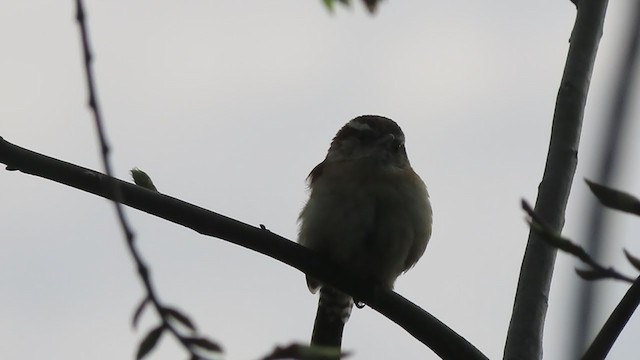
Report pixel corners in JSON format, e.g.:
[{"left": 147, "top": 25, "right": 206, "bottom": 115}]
[
  {"left": 573, "top": 1, "right": 640, "bottom": 355},
  {"left": 581, "top": 276, "right": 640, "bottom": 360},
  {"left": 524, "top": 181, "right": 640, "bottom": 359},
  {"left": 503, "top": 1, "right": 610, "bottom": 359},
  {"left": 521, "top": 199, "right": 634, "bottom": 283},
  {"left": 0, "top": 136, "right": 487, "bottom": 360},
  {"left": 74, "top": 2, "right": 220, "bottom": 359}
]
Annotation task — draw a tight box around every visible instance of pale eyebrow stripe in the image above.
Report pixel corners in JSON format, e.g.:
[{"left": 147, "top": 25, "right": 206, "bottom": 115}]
[{"left": 346, "top": 120, "right": 373, "bottom": 131}]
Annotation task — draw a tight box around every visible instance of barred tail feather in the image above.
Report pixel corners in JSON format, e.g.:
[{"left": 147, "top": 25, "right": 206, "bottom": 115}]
[{"left": 311, "top": 286, "right": 354, "bottom": 350}]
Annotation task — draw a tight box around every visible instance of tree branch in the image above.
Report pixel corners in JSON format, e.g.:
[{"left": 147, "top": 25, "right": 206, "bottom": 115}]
[
  {"left": 521, "top": 199, "right": 634, "bottom": 283},
  {"left": 75, "top": 1, "right": 220, "bottom": 358},
  {"left": 503, "top": 1, "right": 609, "bottom": 359},
  {"left": 581, "top": 276, "right": 640, "bottom": 360},
  {"left": 572, "top": 0, "right": 640, "bottom": 356},
  {"left": 0, "top": 136, "right": 487, "bottom": 360}
]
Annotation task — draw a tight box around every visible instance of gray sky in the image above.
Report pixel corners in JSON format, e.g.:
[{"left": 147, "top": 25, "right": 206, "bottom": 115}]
[{"left": 1, "top": 1, "right": 639, "bottom": 359}]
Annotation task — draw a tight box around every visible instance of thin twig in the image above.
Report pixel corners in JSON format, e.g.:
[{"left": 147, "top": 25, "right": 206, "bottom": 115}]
[
  {"left": 522, "top": 199, "right": 634, "bottom": 283},
  {"left": 74, "top": 2, "right": 218, "bottom": 359},
  {"left": 582, "top": 275, "right": 640, "bottom": 360}
]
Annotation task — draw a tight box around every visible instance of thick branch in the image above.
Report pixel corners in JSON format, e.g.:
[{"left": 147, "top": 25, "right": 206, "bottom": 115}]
[
  {"left": 573, "top": 1, "right": 640, "bottom": 356},
  {"left": 503, "top": 1, "right": 609, "bottom": 360},
  {"left": 0, "top": 136, "right": 487, "bottom": 360}
]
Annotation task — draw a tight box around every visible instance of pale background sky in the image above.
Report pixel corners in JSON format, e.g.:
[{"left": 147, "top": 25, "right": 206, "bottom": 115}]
[{"left": 1, "top": 1, "right": 640, "bottom": 359}]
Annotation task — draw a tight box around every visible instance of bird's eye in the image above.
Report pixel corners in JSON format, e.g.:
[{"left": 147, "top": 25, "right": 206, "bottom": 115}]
[
  {"left": 382, "top": 133, "right": 403, "bottom": 152},
  {"left": 390, "top": 136, "right": 399, "bottom": 149}
]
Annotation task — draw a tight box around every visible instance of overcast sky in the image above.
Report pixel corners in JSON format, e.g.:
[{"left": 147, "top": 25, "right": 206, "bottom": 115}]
[{"left": 1, "top": 1, "right": 640, "bottom": 359}]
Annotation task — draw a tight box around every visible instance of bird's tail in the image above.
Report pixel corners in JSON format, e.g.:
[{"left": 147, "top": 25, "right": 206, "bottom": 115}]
[{"left": 311, "top": 286, "right": 354, "bottom": 350}]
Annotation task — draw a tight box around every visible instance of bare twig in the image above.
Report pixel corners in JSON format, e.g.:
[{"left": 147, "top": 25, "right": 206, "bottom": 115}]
[
  {"left": 74, "top": 2, "right": 220, "bottom": 359},
  {"left": 0, "top": 137, "right": 487, "bottom": 360},
  {"left": 521, "top": 199, "right": 634, "bottom": 283},
  {"left": 581, "top": 275, "right": 640, "bottom": 360}
]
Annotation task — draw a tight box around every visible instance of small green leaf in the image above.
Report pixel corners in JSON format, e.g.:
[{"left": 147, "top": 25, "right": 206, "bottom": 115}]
[
  {"left": 586, "top": 179, "right": 640, "bottom": 216},
  {"left": 261, "top": 343, "right": 350, "bottom": 360},
  {"left": 184, "top": 336, "right": 223, "bottom": 353},
  {"left": 322, "top": 0, "right": 351, "bottom": 12},
  {"left": 300, "top": 344, "right": 350, "bottom": 360},
  {"left": 624, "top": 249, "right": 640, "bottom": 272},
  {"left": 132, "top": 296, "right": 150, "bottom": 329},
  {"left": 131, "top": 168, "right": 157, "bottom": 191},
  {"left": 575, "top": 268, "right": 608, "bottom": 281},
  {"left": 136, "top": 324, "right": 165, "bottom": 360},
  {"left": 163, "top": 307, "right": 196, "bottom": 331}
]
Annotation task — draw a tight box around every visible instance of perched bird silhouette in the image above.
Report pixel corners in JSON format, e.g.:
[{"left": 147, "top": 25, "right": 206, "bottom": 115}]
[{"left": 298, "top": 115, "right": 432, "bottom": 353}]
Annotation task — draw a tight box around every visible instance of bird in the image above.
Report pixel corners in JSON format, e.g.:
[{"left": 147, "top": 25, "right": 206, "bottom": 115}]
[{"left": 298, "top": 115, "right": 432, "bottom": 353}]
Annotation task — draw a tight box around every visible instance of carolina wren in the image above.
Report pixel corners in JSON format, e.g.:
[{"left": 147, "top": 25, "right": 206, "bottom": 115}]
[{"left": 298, "top": 115, "right": 432, "bottom": 348}]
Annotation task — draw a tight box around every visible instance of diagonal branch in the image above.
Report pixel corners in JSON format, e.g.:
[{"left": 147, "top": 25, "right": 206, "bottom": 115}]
[
  {"left": 0, "top": 136, "right": 487, "bottom": 360},
  {"left": 521, "top": 199, "right": 634, "bottom": 283},
  {"left": 581, "top": 275, "right": 640, "bottom": 360},
  {"left": 503, "top": 1, "right": 609, "bottom": 359}
]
